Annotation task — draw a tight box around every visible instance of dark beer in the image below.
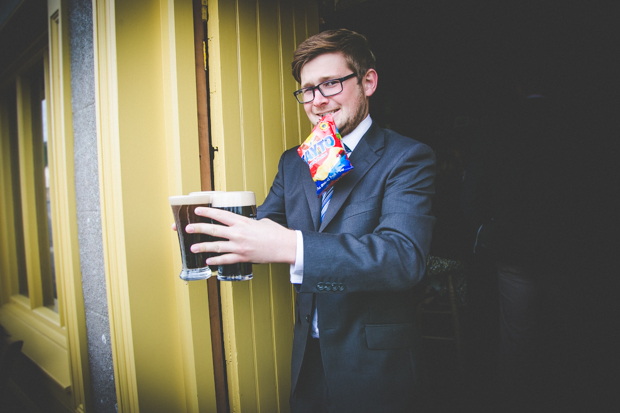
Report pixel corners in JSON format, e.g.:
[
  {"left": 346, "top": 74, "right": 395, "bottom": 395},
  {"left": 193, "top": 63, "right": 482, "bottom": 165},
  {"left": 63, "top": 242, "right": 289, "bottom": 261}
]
[
  {"left": 211, "top": 191, "right": 256, "bottom": 281},
  {"left": 169, "top": 193, "right": 217, "bottom": 281}
]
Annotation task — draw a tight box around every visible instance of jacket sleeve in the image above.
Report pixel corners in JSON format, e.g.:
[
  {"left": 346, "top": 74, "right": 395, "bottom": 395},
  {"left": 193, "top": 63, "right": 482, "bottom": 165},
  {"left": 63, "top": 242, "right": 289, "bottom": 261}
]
[
  {"left": 300, "top": 142, "right": 436, "bottom": 293},
  {"left": 256, "top": 151, "right": 289, "bottom": 227}
]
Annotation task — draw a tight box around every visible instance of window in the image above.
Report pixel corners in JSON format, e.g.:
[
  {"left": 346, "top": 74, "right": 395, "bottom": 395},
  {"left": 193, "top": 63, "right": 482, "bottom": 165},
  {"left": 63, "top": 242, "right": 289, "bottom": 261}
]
[
  {"left": 1, "top": 57, "right": 57, "bottom": 313},
  {"left": 0, "top": 4, "right": 87, "bottom": 407},
  {"left": 0, "top": 36, "right": 75, "bottom": 396}
]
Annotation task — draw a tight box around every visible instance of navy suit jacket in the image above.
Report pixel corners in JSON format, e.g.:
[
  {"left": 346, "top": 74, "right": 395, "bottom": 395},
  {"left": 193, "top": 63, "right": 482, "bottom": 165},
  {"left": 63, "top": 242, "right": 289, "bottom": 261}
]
[{"left": 257, "top": 121, "right": 435, "bottom": 412}]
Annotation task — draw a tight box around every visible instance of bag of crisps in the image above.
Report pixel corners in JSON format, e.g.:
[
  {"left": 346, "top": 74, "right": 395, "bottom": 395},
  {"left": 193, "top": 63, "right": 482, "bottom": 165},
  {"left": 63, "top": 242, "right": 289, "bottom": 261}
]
[{"left": 297, "top": 114, "right": 353, "bottom": 196}]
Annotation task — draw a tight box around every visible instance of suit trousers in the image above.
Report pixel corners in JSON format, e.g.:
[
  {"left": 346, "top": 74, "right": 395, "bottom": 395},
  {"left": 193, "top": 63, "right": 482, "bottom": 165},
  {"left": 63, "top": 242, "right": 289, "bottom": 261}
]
[
  {"left": 496, "top": 262, "right": 544, "bottom": 412},
  {"left": 497, "top": 261, "right": 588, "bottom": 413},
  {"left": 290, "top": 336, "right": 329, "bottom": 413}
]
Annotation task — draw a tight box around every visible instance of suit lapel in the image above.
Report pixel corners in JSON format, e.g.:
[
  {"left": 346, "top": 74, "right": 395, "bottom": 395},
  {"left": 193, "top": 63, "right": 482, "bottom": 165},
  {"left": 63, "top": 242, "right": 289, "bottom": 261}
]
[
  {"left": 301, "top": 161, "right": 322, "bottom": 230},
  {"left": 319, "top": 124, "right": 384, "bottom": 231}
]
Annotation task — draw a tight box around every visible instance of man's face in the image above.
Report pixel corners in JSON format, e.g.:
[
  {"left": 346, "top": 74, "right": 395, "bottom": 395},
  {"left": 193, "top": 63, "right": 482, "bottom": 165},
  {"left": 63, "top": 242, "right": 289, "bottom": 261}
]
[{"left": 299, "top": 52, "right": 377, "bottom": 137}]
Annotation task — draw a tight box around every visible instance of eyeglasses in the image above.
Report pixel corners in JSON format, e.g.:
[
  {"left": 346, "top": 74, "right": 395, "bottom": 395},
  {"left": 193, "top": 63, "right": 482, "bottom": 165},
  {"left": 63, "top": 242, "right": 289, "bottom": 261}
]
[{"left": 293, "top": 73, "right": 357, "bottom": 104}]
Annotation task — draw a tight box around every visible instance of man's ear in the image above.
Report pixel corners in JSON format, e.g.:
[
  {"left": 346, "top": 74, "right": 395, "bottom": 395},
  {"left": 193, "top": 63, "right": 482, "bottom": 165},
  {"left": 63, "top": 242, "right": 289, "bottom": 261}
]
[{"left": 362, "top": 69, "right": 378, "bottom": 97}]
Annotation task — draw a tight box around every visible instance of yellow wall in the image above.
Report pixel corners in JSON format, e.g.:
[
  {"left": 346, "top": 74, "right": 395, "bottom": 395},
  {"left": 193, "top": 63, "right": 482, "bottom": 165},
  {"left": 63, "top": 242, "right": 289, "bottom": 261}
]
[
  {"left": 207, "top": 0, "right": 318, "bottom": 411},
  {"left": 5, "top": 0, "right": 320, "bottom": 411},
  {"left": 92, "top": 0, "right": 216, "bottom": 411},
  {"left": 92, "top": 0, "right": 319, "bottom": 411}
]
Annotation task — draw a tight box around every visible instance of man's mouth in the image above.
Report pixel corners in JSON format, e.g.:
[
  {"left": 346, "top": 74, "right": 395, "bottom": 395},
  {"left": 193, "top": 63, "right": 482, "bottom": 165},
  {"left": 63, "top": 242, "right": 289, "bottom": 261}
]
[{"left": 316, "top": 109, "right": 339, "bottom": 118}]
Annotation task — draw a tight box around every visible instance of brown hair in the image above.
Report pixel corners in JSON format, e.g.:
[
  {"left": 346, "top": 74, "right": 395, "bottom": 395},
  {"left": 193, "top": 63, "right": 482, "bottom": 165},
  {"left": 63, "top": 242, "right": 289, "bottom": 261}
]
[{"left": 291, "top": 29, "right": 376, "bottom": 84}]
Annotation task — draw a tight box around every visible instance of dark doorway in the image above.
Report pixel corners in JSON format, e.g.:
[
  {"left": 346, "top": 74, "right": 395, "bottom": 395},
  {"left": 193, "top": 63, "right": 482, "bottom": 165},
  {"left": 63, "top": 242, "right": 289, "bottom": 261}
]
[
  {"left": 319, "top": 0, "right": 619, "bottom": 262},
  {"left": 318, "top": 1, "right": 618, "bottom": 412},
  {"left": 319, "top": 0, "right": 616, "bottom": 143}
]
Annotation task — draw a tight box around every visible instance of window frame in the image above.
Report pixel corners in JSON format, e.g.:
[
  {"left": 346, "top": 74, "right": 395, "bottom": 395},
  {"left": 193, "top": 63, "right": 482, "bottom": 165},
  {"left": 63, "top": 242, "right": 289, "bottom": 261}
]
[
  {"left": 0, "top": 1, "right": 89, "bottom": 410},
  {"left": 0, "top": 40, "right": 73, "bottom": 386}
]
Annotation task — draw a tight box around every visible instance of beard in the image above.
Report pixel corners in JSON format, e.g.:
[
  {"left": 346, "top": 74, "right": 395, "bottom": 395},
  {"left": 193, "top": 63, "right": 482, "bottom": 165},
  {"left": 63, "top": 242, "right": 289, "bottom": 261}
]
[{"left": 336, "top": 89, "right": 369, "bottom": 137}]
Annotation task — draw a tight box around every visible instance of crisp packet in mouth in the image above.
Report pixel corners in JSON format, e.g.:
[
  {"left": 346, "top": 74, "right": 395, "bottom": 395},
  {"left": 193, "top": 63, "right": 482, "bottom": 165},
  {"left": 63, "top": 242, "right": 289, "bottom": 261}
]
[{"left": 297, "top": 114, "right": 353, "bottom": 196}]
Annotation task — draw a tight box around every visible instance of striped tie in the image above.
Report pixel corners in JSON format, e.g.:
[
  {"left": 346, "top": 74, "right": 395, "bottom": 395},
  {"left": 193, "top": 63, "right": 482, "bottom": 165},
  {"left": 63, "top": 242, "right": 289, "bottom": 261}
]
[
  {"left": 320, "top": 143, "right": 351, "bottom": 222},
  {"left": 320, "top": 186, "right": 334, "bottom": 222}
]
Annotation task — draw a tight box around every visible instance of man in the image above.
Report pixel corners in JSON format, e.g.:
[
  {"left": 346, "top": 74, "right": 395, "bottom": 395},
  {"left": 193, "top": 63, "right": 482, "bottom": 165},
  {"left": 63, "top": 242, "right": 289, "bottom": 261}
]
[{"left": 187, "top": 29, "right": 436, "bottom": 412}]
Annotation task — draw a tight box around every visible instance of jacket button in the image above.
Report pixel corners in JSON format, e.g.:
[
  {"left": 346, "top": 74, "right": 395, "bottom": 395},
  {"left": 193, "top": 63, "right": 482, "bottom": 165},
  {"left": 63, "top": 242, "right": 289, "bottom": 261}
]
[
  {"left": 317, "top": 282, "right": 324, "bottom": 291},
  {"left": 305, "top": 315, "right": 311, "bottom": 323},
  {"left": 339, "top": 283, "right": 345, "bottom": 292}
]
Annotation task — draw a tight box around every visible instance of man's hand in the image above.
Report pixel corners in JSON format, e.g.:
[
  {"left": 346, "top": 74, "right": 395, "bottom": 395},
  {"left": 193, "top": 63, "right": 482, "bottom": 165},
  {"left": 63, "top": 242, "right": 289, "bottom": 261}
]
[{"left": 184, "top": 207, "right": 297, "bottom": 266}]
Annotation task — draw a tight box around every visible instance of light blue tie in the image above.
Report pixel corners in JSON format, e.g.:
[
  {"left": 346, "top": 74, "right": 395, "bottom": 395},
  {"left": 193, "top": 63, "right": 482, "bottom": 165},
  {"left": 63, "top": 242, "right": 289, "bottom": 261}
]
[
  {"left": 320, "top": 144, "right": 351, "bottom": 222},
  {"left": 320, "top": 186, "right": 334, "bottom": 222}
]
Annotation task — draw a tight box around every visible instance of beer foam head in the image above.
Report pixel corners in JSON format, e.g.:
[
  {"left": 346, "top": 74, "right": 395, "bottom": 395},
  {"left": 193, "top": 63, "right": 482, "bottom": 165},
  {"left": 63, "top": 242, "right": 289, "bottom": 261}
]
[
  {"left": 211, "top": 191, "right": 256, "bottom": 208},
  {"left": 168, "top": 193, "right": 213, "bottom": 206},
  {"left": 189, "top": 191, "right": 223, "bottom": 196}
]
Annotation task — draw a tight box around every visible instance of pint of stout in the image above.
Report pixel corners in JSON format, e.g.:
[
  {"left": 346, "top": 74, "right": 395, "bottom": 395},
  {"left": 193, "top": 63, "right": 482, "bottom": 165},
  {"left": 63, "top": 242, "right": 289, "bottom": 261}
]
[
  {"left": 211, "top": 191, "right": 256, "bottom": 281},
  {"left": 169, "top": 193, "right": 216, "bottom": 281}
]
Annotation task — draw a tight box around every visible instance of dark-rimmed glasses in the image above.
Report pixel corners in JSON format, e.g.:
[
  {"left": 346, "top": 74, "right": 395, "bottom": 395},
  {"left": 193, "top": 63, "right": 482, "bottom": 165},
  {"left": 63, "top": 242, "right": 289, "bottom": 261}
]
[{"left": 293, "top": 73, "right": 357, "bottom": 104}]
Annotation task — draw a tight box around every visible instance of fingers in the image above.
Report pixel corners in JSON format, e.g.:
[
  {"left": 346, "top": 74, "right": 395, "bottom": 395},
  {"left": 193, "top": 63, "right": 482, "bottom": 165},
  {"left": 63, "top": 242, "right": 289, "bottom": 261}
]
[
  {"left": 181, "top": 215, "right": 295, "bottom": 266},
  {"left": 194, "top": 207, "right": 245, "bottom": 226},
  {"left": 190, "top": 239, "right": 225, "bottom": 254},
  {"left": 206, "top": 253, "right": 244, "bottom": 267},
  {"left": 190, "top": 241, "right": 246, "bottom": 266},
  {"left": 186, "top": 207, "right": 251, "bottom": 238},
  {"left": 185, "top": 222, "right": 220, "bottom": 237}
]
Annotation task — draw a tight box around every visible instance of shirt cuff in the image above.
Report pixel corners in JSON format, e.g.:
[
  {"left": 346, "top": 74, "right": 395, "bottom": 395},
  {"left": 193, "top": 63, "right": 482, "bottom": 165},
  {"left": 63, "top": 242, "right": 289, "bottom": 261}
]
[{"left": 289, "top": 230, "right": 304, "bottom": 284}]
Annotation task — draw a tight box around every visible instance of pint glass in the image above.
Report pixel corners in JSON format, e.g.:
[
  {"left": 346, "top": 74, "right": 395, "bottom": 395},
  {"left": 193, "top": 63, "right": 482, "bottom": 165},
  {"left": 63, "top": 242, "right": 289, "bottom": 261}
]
[
  {"left": 169, "top": 193, "right": 216, "bottom": 281},
  {"left": 211, "top": 191, "right": 256, "bottom": 281}
]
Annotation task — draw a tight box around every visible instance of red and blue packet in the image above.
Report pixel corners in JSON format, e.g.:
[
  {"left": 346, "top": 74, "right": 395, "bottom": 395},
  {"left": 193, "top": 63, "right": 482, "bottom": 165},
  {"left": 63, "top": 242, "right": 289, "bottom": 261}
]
[{"left": 297, "top": 114, "right": 353, "bottom": 196}]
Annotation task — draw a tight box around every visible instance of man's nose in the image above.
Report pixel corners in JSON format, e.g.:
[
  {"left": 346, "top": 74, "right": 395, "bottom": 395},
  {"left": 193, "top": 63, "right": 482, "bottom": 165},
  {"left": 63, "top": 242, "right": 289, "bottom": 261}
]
[{"left": 313, "top": 90, "right": 329, "bottom": 105}]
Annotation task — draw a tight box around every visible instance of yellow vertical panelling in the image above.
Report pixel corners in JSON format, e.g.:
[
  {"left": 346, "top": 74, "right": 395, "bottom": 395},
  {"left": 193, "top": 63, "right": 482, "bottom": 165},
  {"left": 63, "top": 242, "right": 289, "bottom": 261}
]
[
  {"left": 93, "top": 0, "right": 216, "bottom": 411},
  {"left": 257, "top": 0, "right": 284, "bottom": 199},
  {"left": 237, "top": 0, "right": 263, "bottom": 196},
  {"left": 256, "top": 2, "right": 303, "bottom": 411},
  {"left": 113, "top": 0, "right": 186, "bottom": 408},
  {"left": 208, "top": 2, "right": 244, "bottom": 409},
  {"left": 211, "top": 0, "right": 240, "bottom": 193},
  {"left": 160, "top": 0, "right": 217, "bottom": 412},
  {"left": 208, "top": 1, "right": 318, "bottom": 412},
  {"left": 279, "top": 0, "right": 300, "bottom": 152},
  {"left": 235, "top": 1, "right": 270, "bottom": 411}
]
